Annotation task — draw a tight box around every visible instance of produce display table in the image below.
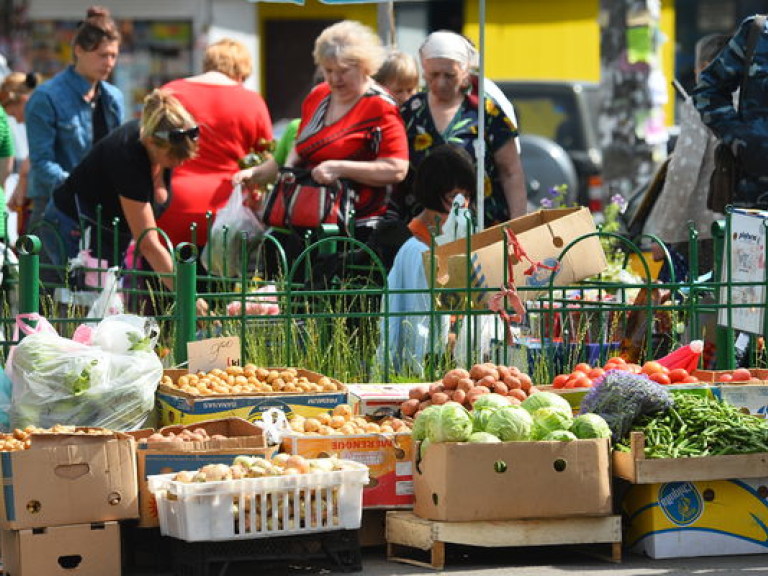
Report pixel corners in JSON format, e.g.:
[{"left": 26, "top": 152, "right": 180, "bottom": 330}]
[{"left": 385, "top": 511, "right": 622, "bottom": 570}]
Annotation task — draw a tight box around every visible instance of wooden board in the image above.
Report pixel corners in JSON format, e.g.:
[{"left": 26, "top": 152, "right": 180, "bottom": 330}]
[
  {"left": 386, "top": 511, "right": 622, "bottom": 570},
  {"left": 613, "top": 432, "right": 768, "bottom": 484}
]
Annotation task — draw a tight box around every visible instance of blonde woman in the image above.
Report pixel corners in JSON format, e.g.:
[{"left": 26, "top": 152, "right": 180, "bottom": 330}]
[
  {"left": 373, "top": 49, "right": 420, "bottom": 106},
  {"left": 160, "top": 38, "right": 275, "bottom": 248},
  {"left": 0, "top": 72, "right": 41, "bottom": 230},
  {"left": 40, "top": 89, "right": 199, "bottom": 290}
]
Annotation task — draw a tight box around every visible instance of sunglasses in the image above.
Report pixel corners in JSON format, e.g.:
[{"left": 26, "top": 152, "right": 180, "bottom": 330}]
[{"left": 154, "top": 126, "right": 200, "bottom": 143}]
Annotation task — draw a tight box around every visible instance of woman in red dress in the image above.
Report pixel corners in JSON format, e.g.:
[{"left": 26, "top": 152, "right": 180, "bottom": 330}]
[{"left": 160, "top": 38, "right": 275, "bottom": 248}]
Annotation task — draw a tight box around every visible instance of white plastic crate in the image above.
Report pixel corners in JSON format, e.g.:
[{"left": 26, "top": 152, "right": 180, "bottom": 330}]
[{"left": 147, "top": 461, "right": 369, "bottom": 542}]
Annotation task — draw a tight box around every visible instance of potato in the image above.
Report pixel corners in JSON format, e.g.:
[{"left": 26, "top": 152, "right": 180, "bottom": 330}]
[
  {"left": 466, "top": 389, "right": 487, "bottom": 406},
  {"left": 400, "top": 398, "right": 420, "bottom": 417},
  {"left": 508, "top": 388, "right": 527, "bottom": 402},
  {"left": 429, "top": 382, "right": 445, "bottom": 395},
  {"left": 519, "top": 373, "right": 533, "bottom": 392},
  {"left": 503, "top": 374, "right": 522, "bottom": 389},
  {"left": 470, "top": 363, "right": 499, "bottom": 382},
  {"left": 431, "top": 392, "right": 450, "bottom": 405},
  {"left": 418, "top": 400, "right": 433, "bottom": 411},
  {"left": 491, "top": 381, "right": 509, "bottom": 396},
  {"left": 476, "top": 375, "right": 497, "bottom": 389},
  {"left": 452, "top": 389, "right": 467, "bottom": 406},
  {"left": 473, "top": 385, "right": 491, "bottom": 395},
  {"left": 409, "top": 385, "right": 430, "bottom": 402},
  {"left": 496, "top": 365, "right": 512, "bottom": 381},
  {"left": 457, "top": 378, "right": 475, "bottom": 392}
]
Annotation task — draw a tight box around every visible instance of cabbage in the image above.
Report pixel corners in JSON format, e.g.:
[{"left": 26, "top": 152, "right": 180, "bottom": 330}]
[
  {"left": 412, "top": 405, "right": 441, "bottom": 442},
  {"left": 531, "top": 406, "right": 573, "bottom": 440},
  {"left": 419, "top": 438, "right": 432, "bottom": 459},
  {"left": 472, "top": 393, "right": 510, "bottom": 412},
  {"left": 571, "top": 413, "right": 612, "bottom": 439},
  {"left": 521, "top": 391, "right": 572, "bottom": 415},
  {"left": 468, "top": 432, "right": 501, "bottom": 443},
  {"left": 485, "top": 405, "right": 533, "bottom": 441},
  {"left": 427, "top": 402, "right": 473, "bottom": 443},
  {"left": 544, "top": 430, "right": 578, "bottom": 442},
  {"left": 471, "top": 408, "right": 496, "bottom": 433}
]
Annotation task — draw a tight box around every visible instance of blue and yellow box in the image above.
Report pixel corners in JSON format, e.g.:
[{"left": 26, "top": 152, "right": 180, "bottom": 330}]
[
  {"left": 156, "top": 368, "right": 348, "bottom": 426},
  {"left": 623, "top": 478, "right": 768, "bottom": 558}
]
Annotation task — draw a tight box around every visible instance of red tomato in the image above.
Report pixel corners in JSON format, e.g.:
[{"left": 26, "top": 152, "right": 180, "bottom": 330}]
[
  {"left": 603, "top": 362, "right": 623, "bottom": 372},
  {"left": 566, "top": 373, "right": 591, "bottom": 389},
  {"left": 649, "top": 372, "right": 672, "bottom": 385},
  {"left": 668, "top": 368, "right": 690, "bottom": 383},
  {"left": 587, "top": 367, "right": 606, "bottom": 380},
  {"left": 718, "top": 373, "right": 734, "bottom": 382},
  {"left": 642, "top": 361, "right": 669, "bottom": 376},
  {"left": 606, "top": 355, "right": 627, "bottom": 366},
  {"left": 681, "top": 375, "right": 700, "bottom": 383},
  {"left": 573, "top": 363, "right": 592, "bottom": 374},
  {"left": 732, "top": 368, "right": 753, "bottom": 382},
  {"left": 552, "top": 374, "right": 570, "bottom": 389}
]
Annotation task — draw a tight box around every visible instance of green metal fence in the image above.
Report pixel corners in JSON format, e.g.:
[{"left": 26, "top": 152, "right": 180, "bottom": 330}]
[{"left": 4, "top": 208, "right": 766, "bottom": 384}]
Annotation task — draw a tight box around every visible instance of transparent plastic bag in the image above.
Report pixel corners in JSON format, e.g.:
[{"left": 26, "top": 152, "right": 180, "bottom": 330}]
[
  {"left": 8, "top": 314, "right": 162, "bottom": 431},
  {"left": 201, "top": 185, "right": 264, "bottom": 277},
  {"left": 87, "top": 267, "right": 124, "bottom": 319}
]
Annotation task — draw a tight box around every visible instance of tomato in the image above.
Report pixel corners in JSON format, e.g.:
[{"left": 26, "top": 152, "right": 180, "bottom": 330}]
[
  {"left": 626, "top": 363, "right": 643, "bottom": 374},
  {"left": 552, "top": 374, "right": 570, "bottom": 389},
  {"left": 603, "top": 362, "right": 623, "bottom": 372},
  {"left": 566, "top": 373, "right": 591, "bottom": 389},
  {"left": 681, "top": 375, "right": 700, "bottom": 383},
  {"left": 641, "top": 360, "right": 668, "bottom": 376},
  {"left": 718, "top": 373, "right": 734, "bottom": 382},
  {"left": 649, "top": 372, "right": 671, "bottom": 385},
  {"left": 573, "top": 363, "right": 592, "bottom": 374},
  {"left": 606, "top": 356, "right": 627, "bottom": 366},
  {"left": 668, "top": 368, "right": 690, "bottom": 383},
  {"left": 732, "top": 368, "right": 753, "bottom": 382},
  {"left": 587, "top": 367, "right": 606, "bottom": 380}
]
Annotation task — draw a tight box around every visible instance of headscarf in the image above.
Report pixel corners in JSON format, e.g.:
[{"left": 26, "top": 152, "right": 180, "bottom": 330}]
[{"left": 418, "top": 31, "right": 478, "bottom": 69}]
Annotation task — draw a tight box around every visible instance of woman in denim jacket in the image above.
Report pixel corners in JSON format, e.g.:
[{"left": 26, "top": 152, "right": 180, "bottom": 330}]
[{"left": 25, "top": 6, "right": 124, "bottom": 228}]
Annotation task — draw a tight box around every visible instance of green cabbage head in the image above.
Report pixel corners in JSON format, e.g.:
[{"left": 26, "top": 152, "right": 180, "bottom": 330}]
[
  {"left": 485, "top": 405, "right": 533, "bottom": 441},
  {"left": 544, "top": 430, "right": 578, "bottom": 442},
  {"left": 521, "top": 391, "right": 572, "bottom": 415},
  {"left": 570, "top": 413, "right": 612, "bottom": 439},
  {"left": 468, "top": 431, "right": 502, "bottom": 443},
  {"left": 412, "top": 405, "right": 441, "bottom": 442},
  {"left": 531, "top": 406, "right": 574, "bottom": 440},
  {"left": 427, "top": 402, "right": 473, "bottom": 443}
]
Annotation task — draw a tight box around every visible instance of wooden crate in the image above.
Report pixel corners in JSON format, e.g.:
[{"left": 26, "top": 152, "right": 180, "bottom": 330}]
[
  {"left": 613, "top": 432, "right": 768, "bottom": 484},
  {"left": 385, "top": 511, "right": 622, "bottom": 570}
]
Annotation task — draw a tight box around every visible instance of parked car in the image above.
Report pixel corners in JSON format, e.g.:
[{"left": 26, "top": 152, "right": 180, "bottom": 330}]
[{"left": 494, "top": 80, "right": 603, "bottom": 212}]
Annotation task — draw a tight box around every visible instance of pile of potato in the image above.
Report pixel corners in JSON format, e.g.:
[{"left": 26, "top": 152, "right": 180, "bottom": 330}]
[
  {"left": 400, "top": 363, "right": 538, "bottom": 419},
  {"left": 171, "top": 453, "right": 358, "bottom": 482},
  {"left": 0, "top": 425, "right": 115, "bottom": 452},
  {"left": 160, "top": 365, "right": 341, "bottom": 396},
  {"left": 141, "top": 427, "right": 228, "bottom": 444},
  {"left": 288, "top": 404, "right": 412, "bottom": 436}
]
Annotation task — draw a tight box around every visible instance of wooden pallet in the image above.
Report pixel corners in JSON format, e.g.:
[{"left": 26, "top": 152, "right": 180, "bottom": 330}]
[{"left": 386, "top": 511, "right": 622, "bottom": 570}]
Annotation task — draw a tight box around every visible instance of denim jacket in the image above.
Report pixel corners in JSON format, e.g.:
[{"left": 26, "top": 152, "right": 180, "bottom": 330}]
[{"left": 25, "top": 65, "right": 124, "bottom": 201}]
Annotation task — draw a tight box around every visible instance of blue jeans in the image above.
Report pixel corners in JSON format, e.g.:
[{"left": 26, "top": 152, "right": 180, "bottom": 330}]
[{"left": 37, "top": 199, "right": 81, "bottom": 267}]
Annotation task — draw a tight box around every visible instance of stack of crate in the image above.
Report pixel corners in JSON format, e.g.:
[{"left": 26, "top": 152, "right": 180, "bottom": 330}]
[{"left": 0, "top": 429, "right": 138, "bottom": 575}]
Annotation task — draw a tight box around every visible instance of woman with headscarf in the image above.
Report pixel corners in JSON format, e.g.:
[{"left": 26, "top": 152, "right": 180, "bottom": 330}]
[{"left": 399, "top": 30, "right": 526, "bottom": 226}]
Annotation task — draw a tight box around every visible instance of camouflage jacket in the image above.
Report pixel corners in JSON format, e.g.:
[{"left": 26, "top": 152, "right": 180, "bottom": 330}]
[{"left": 693, "top": 15, "right": 768, "bottom": 206}]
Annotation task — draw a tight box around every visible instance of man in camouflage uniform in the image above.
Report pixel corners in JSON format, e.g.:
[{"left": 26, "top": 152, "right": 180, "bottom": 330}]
[{"left": 693, "top": 14, "right": 768, "bottom": 209}]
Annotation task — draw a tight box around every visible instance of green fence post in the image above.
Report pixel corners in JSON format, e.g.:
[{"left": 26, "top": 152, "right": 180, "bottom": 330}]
[
  {"left": 16, "top": 235, "right": 41, "bottom": 318},
  {"left": 711, "top": 219, "right": 733, "bottom": 369},
  {"left": 174, "top": 243, "right": 198, "bottom": 366}
]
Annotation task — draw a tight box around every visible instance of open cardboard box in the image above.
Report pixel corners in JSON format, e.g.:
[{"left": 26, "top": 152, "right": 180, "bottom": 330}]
[
  {"left": 156, "top": 368, "right": 348, "bottom": 426},
  {"left": 0, "top": 429, "right": 138, "bottom": 530},
  {"left": 1, "top": 521, "right": 121, "bottom": 576},
  {"left": 128, "top": 417, "right": 277, "bottom": 527},
  {"left": 613, "top": 431, "right": 768, "bottom": 483},
  {"left": 413, "top": 438, "right": 612, "bottom": 522},
  {"left": 424, "top": 207, "right": 606, "bottom": 305}
]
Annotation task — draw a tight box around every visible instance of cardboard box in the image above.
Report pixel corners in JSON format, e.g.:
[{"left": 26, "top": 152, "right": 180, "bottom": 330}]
[
  {"left": 425, "top": 207, "right": 606, "bottom": 305},
  {"left": 156, "top": 368, "right": 348, "bottom": 426},
  {"left": 413, "top": 439, "right": 612, "bottom": 522},
  {"left": 128, "top": 417, "right": 276, "bottom": 528},
  {"left": 282, "top": 432, "right": 413, "bottom": 509},
  {"left": 713, "top": 384, "right": 768, "bottom": 417},
  {"left": 613, "top": 431, "right": 768, "bottom": 483},
  {"left": 623, "top": 478, "right": 768, "bottom": 558},
  {"left": 1, "top": 521, "right": 121, "bottom": 576},
  {"left": 346, "top": 384, "right": 422, "bottom": 416},
  {"left": 0, "top": 430, "right": 138, "bottom": 530}
]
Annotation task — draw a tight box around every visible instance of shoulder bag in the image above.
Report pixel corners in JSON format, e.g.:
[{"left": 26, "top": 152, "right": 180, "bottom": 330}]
[{"left": 707, "top": 14, "right": 765, "bottom": 212}]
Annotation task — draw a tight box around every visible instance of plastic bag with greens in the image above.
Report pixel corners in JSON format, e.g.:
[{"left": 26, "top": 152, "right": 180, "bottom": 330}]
[{"left": 8, "top": 314, "right": 162, "bottom": 431}]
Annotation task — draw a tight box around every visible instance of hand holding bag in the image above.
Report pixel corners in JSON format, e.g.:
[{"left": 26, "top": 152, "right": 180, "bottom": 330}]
[{"left": 263, "top": 167, "right": 353, "bottom": 233}]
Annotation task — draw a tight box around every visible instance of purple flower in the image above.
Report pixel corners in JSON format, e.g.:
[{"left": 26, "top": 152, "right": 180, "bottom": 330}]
[
  {"left": 610, "top": 194, "right": 627, "bottom": 211},
  {"left": 540, "top": 198, "right": 553, "bottom": 208}
]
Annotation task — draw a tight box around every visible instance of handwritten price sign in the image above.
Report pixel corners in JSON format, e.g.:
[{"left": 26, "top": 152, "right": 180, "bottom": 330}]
[{"left": 187, "top": 336, "right": 242, "bottom": 373}]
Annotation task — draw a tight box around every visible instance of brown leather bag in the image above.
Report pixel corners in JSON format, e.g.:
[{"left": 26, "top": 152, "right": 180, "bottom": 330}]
[{"left": 707, "top": 142, "right": 738, "bottom": 213}]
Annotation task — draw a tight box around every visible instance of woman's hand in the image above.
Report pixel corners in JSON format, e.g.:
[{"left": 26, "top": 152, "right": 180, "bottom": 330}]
[
  {"left": 232, "top": 167, "right": 257, "bottom": 188},
  {"left": 311, "top": 160, "right": 342, "bottom": 184}
]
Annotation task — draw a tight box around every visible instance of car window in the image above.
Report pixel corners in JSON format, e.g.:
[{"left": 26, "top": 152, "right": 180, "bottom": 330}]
[{"left": 513, "top": 95, "right": 585, "bottom": 152}]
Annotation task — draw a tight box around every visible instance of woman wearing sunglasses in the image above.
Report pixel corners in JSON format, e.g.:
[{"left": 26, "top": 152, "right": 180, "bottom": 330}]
[{"left": 40, "top": 89, "right": 199, "bottom": 290}]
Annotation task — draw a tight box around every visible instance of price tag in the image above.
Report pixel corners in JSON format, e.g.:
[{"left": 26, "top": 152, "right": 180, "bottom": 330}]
[{"left": 187, "top": 336, "right": 241, "bottom": 373}]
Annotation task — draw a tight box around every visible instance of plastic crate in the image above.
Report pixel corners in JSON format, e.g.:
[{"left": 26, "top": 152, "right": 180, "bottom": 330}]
[{"left": 147, "top": 461, "right": 368, "bottom": 542}]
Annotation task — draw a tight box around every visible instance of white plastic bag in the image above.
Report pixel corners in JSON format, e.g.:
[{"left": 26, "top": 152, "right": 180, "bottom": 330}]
[
  {"left": 201, "top": 184, "right": 264, "bottom": 277},
  {"left": 87, "top": 267, "right": 124, "bottom": 319},
  {"left": 435, "top": 193, "right": 471, "bottom": 245},
  {"left": 8, "top": 314, "right": 162, "bottom": 431}
]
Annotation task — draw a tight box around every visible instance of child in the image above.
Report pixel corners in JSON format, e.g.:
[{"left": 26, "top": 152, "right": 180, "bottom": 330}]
[
  {"left": 373, "top": 50, "right": 419, "bottom": 106},
  {"left": 379, "top": 143, "right": 475, "bottom": 377}
]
